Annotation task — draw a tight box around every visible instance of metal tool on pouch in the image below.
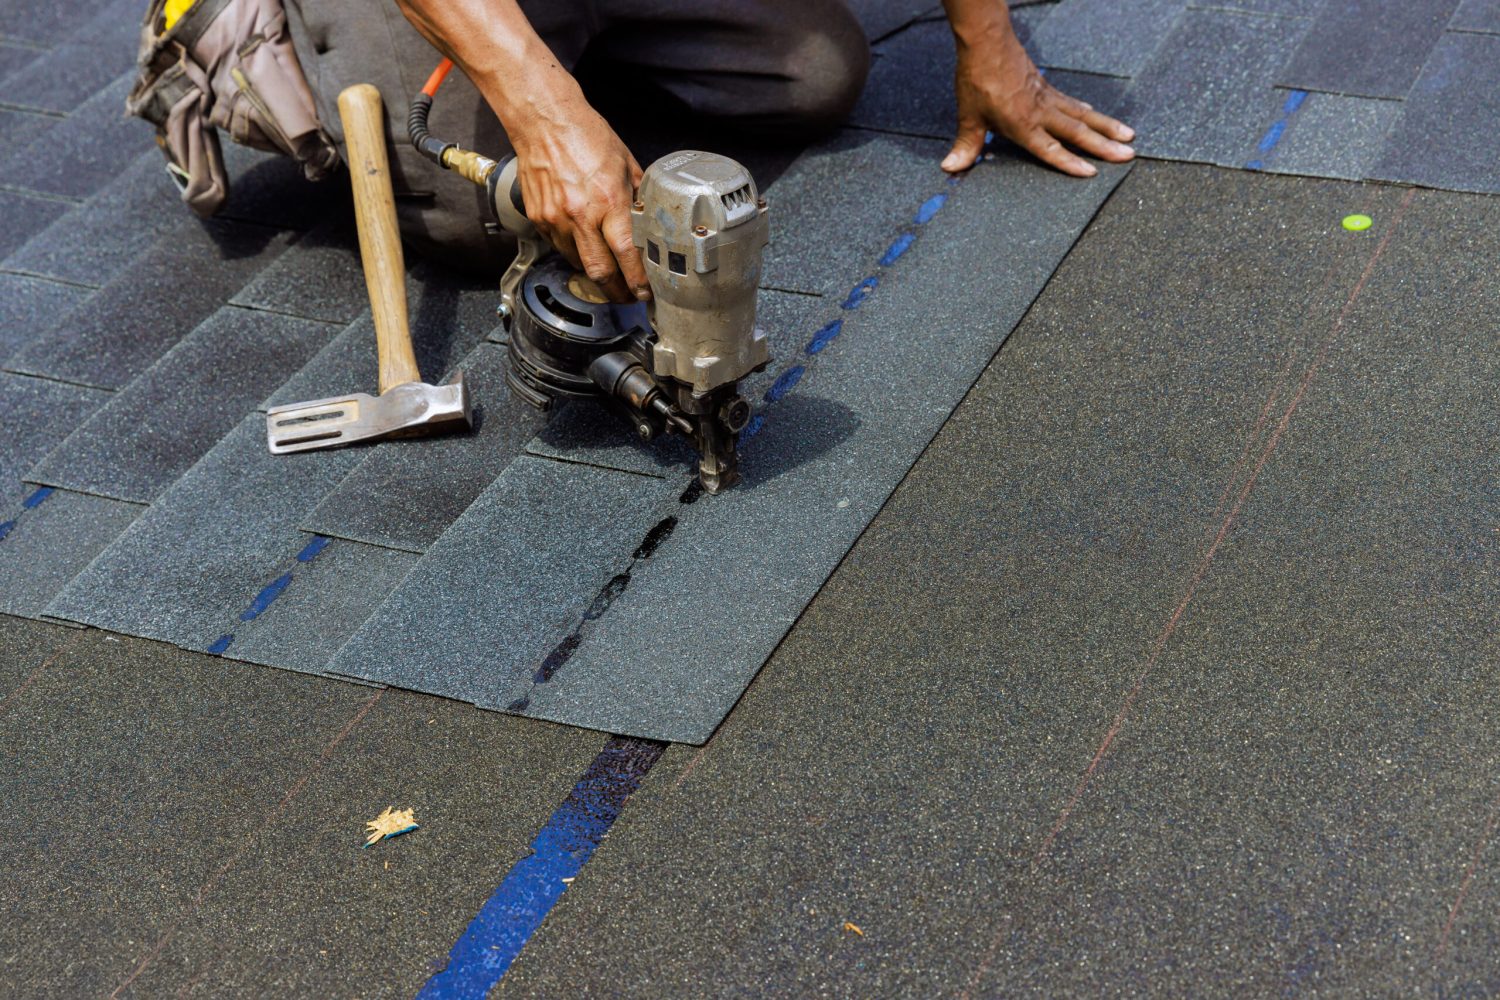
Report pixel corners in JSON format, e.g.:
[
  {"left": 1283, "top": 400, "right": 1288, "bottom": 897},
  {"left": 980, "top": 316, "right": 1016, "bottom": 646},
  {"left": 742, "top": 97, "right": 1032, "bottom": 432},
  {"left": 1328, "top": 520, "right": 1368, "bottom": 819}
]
[
  {"left": 265, "top": 83, "right": 471, "bottom": 454},
  {"left": 409, "top": 65, "right": 769, "bottom": 493}
]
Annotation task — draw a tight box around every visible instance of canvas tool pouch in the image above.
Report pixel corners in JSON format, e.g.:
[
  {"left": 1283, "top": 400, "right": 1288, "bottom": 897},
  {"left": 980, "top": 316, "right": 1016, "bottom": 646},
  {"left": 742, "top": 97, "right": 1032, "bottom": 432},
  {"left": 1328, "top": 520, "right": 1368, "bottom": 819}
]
[{"left": 126, "top": 0, "right": 339, "bottom": 216}]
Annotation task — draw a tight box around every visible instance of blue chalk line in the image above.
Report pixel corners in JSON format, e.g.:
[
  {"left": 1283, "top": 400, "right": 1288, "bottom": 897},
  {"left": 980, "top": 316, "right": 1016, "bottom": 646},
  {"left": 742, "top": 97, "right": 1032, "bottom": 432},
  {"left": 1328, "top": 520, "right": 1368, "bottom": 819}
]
[
  {"left": 21, "top": 487, "right": 53, "bottom": 510},
  {"left": 805, "top": 319, "right": 844, "bottom": 356},
  {"left": 745, "top": 169, "right": 962, "bottom": 441},
  {"left": 209, "top": 535, "right": 336, "bottom": 651},
  {"left": 417, "top": 738, "right": 665, "bottom": 998},
  {"left": 880, "top": 233, "right": 915, "bottom": 266},
  {"left": 1247, "top": 89, "right": 1309, "bottom": 170},
  {"left": 842, "top": 276, "right": 878, "bottom": 310},
  {"left": 765, "top": 365, "right": 805, "bottom": 403}
]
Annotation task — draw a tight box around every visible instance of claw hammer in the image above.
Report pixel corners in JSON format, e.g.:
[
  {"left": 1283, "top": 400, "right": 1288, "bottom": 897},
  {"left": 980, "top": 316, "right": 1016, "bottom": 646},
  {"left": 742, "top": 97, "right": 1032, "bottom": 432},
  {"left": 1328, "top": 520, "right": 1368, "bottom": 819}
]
[{"left": 265, "top": 83, "right": 471, "bottom": 454}]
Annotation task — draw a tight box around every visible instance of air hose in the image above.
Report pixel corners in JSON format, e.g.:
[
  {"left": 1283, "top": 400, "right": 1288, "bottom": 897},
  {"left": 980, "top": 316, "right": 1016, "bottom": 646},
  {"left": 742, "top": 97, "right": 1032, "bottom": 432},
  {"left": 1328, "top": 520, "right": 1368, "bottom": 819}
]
[{"left": 407, "top": 58, "right": 498, "bottom": 186}]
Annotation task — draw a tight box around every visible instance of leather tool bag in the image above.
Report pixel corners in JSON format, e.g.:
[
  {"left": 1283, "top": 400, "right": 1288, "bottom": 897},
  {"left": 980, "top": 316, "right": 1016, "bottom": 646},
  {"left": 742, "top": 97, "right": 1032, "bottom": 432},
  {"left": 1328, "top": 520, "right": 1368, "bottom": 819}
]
[{"left": 126, "top": 0, "right": 339, "bottom": 216}]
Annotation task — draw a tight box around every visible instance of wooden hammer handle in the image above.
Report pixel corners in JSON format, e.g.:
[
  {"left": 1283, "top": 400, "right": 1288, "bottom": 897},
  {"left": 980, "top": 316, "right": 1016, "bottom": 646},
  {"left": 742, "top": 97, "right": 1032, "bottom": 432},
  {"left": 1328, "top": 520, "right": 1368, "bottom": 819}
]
[{"left": 338, "top": 83, "right": 422, "bottom": 394}]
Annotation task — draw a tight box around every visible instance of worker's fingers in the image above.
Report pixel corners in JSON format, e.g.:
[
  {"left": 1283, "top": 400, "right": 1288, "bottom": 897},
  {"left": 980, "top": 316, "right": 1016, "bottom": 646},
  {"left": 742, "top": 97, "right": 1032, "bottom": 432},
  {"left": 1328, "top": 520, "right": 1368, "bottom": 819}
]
[
  {"left": 941, "top": 121, "right": 988, "bottom": 173},
  {"left": 574, "top": 218, "right": 633, "bottom": 303},
  {"left": 1017, "top": 126, "right": 1096, "bottom": 177},
  {"left": 1079, "top": 107, "right": 1135, "bottom": 143},
  {"left": 1050, "top": 89, "right": 1094, "bottom": 119},
  {"left": 1043, "top": 110, "right": 1135, "bottom": 163},
  {"left": 1044, "top": 80, "right": 1135, "bottom": 142},
  {"left": 602, "top": 209, "right": 650, "bottom": 301}
]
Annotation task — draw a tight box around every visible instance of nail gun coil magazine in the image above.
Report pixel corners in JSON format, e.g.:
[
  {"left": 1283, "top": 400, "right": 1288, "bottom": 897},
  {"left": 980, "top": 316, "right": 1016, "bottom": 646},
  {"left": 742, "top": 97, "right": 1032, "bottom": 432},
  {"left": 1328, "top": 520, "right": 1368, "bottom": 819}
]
[{"left": 407, "top": 61, "right": 770, "bottom": 494}]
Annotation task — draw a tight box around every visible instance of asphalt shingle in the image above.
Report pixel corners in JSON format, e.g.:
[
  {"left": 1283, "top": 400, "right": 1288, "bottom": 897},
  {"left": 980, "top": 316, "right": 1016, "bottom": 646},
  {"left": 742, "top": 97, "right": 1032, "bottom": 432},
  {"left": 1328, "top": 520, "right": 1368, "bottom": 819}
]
[
  {"left": 1128, "top": 8, "right": 1314, "bottom": 166},
  {"left": 0, "top": 272, "right": 90, "bottom": 362},
  {"left": 45, "top": 415, "right": 365, "bottom": 652},
  {"left": 300, "top": 343, "right": 546, "bottom": 553},
  {"left": 26, "top": 307, "right": 339, "bottom": 504},
  {"left": 758, "top": 130, "right": 952, "bottom": 296},
  {"left": 3, "top": 152, "right": 184, "bottom": 287},
  {"left": 0, "top": 73, "right": 154, "bottom": 200},
  {"left": 1257, "top": 91, "right": 1401, "bottom": 179},
  {"left": 6, "top": 220, "right": 298, "bottom": 390},
  {"left": 226, "top": 537, "right": 418, "bottom": 676},
  {"left": 844, "top": 0, "right": 939, "bottom": 41},
  {"left": 1450, "top": 0, "right": 1500, "bottom": 32},
  {"left": 521, "top": 152, "right": 1131, "bottom": 744},
  {"left": 0, "top": 372, "right": 110, "bottom": 507},
  {"left": 0, "top": 489, "right": 142, "bottom": 618},
  {"left": 0, "top": 190, "right": 71, "bottom": 262},
  {"left": 0, "top": 0, "right": 138, "bottom": 114},
  {"left": 0, "top": 106, "right": 54, "bottom": 149},
  {"left": 1278, "top": 0, "right": 1461, "bottom": 98},
  {"left": 229, "top": 212, "right": 369, "bottom": 324},
  {"left": 324, "top": 456, "right": 678, "bottom": 709},
  {"left": 1370, "top": 31, "right": 1500, "bottom": 193},
  {"left": 1030, "top": 0, "right": 1185, "bottom": 78}
]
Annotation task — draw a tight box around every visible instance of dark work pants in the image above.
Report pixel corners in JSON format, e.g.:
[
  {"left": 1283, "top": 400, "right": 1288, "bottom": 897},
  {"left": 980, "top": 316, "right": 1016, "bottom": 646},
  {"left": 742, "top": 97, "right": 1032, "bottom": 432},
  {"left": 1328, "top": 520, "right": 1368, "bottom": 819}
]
[{"left": 284, "top": 0, "right": 870, "bottom": 273}]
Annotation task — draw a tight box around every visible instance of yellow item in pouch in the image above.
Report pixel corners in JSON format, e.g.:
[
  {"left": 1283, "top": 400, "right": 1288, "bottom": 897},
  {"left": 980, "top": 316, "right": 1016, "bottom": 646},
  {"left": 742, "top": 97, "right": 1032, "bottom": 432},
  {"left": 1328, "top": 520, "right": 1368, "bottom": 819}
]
[{"left": 163, "top": 0, "right": 195, "bottom": 30}]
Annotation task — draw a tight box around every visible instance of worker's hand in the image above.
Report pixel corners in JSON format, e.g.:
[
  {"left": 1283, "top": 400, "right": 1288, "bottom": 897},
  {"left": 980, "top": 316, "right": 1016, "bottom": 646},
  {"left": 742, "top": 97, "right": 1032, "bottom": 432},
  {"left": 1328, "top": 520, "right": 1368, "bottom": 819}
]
[
  {"left": 944, "top": 17, "right": 1135, "bottom": 177},
  {"left": 508, "top": 96, "right": 649, "bottom": 303}
]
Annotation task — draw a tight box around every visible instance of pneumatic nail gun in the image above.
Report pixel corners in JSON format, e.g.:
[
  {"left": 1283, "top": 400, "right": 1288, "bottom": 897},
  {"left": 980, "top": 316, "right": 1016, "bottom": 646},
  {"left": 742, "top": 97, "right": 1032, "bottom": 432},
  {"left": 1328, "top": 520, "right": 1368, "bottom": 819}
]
[{"left": 408, "top": 64, "right": 770, "bottom": 494}]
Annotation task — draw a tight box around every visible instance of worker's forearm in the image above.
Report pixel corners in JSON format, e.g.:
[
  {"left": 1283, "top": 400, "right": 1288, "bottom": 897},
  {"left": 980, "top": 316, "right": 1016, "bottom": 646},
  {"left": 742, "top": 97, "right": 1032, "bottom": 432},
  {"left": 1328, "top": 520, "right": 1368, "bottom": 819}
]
[
  {"left": 941, "top": 0, "right": 1015, "bottom": 45},
  {"left": 394, "top": 0, "right": 584, "bottom": 151}
]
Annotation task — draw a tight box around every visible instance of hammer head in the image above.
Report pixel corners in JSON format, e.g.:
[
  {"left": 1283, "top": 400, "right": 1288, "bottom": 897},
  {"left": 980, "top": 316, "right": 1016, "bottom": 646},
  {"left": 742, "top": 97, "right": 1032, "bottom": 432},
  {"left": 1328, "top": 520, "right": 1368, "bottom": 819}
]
[{"left": 265, "top": 373, "right": 472, "bottom": 454}]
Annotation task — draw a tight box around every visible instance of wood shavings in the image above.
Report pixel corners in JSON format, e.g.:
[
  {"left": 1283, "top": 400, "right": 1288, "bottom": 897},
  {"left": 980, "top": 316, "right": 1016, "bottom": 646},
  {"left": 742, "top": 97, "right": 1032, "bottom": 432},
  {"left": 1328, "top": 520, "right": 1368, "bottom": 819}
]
[{"left": 364, "top": 806, "right": 419, "bottom": 847}]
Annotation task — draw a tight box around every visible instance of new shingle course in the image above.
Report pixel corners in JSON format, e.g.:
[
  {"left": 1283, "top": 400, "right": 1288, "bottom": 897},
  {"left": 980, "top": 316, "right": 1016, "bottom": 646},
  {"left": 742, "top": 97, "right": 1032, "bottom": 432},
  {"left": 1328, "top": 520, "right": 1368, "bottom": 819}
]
[
  {"left": 6, "top": 219, "right": 298, "bottom": 390},
  {"left": 324, "top": 455, "right": 678, "bottom": 709},
  {"left": 0, "top": 371, "right": 110, "bottom": 506},
  {"left": 1370, "top": 31, "right": 1500, "bottom": 193},
  {"left": 522, "top": 152, "right": 1130, "bottom": 743},
  {"left": 1278, "top": 0, "right": 1462, "bottom": 98},
  {"left": 0, "top": 489, "right": 142, "bottom": 618},
  {"left": 300, "top": 343, "right": 546, "bottom": 553},
  {"left": 1258, "top": 91, "right": 1400, "bottom": 180},
  {"left": 1127, "top": 8, "right": 1314, "bottom": 166},
  {"left": 1030, "top": 0, "right": 1185, "bottom": 78},
  {"left": 757, "top": 130, "right": 952, "bottom": 296},
  {"left": 25, "top": 306, "right": 339, "bottom": 504},
  {"left": 227, "top": 537, "right": 418, "bottom": 676},
  {"left": 45, "top": 415, "right": 365, "bottom": 651}
]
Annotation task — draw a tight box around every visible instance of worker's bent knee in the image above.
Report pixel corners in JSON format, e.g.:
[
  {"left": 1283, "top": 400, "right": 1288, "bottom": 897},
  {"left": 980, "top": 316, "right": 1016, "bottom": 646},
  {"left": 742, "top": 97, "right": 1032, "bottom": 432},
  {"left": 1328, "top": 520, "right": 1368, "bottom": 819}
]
[{"left": 776, "top": 4, "right": 871, "bottom": 133}]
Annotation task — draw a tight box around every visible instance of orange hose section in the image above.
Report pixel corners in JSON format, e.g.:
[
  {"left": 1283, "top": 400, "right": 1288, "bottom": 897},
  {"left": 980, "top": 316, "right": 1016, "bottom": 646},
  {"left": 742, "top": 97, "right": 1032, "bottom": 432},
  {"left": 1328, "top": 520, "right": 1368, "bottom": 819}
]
[{"left": 421, "top": 58, "right": 454, "bottom": 97}]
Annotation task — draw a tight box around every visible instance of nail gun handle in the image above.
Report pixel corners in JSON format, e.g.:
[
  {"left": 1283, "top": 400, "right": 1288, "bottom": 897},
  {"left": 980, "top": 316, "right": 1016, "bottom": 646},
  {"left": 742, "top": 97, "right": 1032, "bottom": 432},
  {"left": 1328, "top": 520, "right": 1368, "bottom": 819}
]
[{"left": 338, "top": 83, "right": 422, "bottom": 394}]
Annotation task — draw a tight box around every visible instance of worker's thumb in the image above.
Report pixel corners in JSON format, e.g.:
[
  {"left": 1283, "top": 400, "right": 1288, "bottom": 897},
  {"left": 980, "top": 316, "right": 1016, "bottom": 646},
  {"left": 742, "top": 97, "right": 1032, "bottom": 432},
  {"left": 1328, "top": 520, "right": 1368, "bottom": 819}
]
[{"left": 942, "top": 127, "right": 985, "bottom": 173}]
